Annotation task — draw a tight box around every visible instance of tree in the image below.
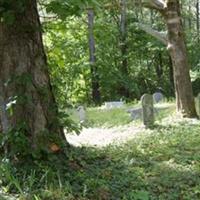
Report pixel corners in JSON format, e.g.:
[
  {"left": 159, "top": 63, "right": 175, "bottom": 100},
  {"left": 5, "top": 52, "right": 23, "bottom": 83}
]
[
  {"left": 140, "top": 0, "right": 197, "bottom": 118},
  {"left": 87, "top": 8, "right": 101, "bottom": 105},
  {"left": 0, "top": 0, "right": 64, "bottom": 154},
  {"left": 118, "top": 0, "right": 130, "bottom": 98},
  {"left": 196, "top": 0, "right": 200, "bottom": 42}
]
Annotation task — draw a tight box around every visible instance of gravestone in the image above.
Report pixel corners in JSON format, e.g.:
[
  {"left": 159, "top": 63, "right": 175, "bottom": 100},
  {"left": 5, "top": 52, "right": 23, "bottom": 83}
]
[
  {"left": 153, "top": 92, "right": 164, "bottom": 103},
  {"left": 77, "top": 106, "right": 86, "bottom": 123},
  {"left": 195, "top": 93, "right": 200, "bottom": 117},
  {"left": 104, "top": 101, "right": 124, "bottom": 109},
  {"left": 141, "top": 94, "right": 154, "bottom": 128},
  {"left": 127, "top": 107, "right": 142, "bottom": 120}
]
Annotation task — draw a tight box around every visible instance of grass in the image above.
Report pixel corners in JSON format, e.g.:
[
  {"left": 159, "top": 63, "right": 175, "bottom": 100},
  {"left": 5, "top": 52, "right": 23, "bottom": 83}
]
[
  {"left": 1, "top": 102, "right": 200, "bottom": 199},
  {"left": 68, "top": 103, "right": 137, "bottom": 128},
  {"left": 85, "top": 107, "right": 132, "bottom": 127},
  {"left": 68, "top": 102, "right": 175, "bottom": 128}
]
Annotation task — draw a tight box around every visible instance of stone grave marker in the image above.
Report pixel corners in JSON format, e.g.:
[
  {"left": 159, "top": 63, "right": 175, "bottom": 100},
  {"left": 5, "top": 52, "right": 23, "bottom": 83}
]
[
  {"left": 127, "top": 107, "right": 142, "bottom": 120},
  {"left": 153, "top": 92, "right": 164, "bottom": 103},
  {"left": 141, "top": 94, "right": 154, "bottom": 128},
  {"left": 77, "top": 106, "right": 86, "bottom": 123},
  {"left": 104, "top": 101, "right": 124, "bottom": 109},
  {"left": 195, "top": 93, "right": 200, "bottom": 117}
]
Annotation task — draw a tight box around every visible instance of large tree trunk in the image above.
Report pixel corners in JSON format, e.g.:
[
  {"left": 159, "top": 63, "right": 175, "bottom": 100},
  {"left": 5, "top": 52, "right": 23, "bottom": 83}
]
[
  {"left": 88, "top": 9, "right": 101, "bottom": 105},
  {"left": 140, "top": 0, "right": 197, "bottom": 117},
  {"left": 163, "top": 0, "right": 197, "bottom": 117},
  {"left": 0, "top": 0, "right": 64, "bottom": 151}
]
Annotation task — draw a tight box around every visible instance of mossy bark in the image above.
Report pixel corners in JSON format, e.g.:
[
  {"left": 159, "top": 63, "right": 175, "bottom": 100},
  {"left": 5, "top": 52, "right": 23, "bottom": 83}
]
[
  {"left": 163, "top": 0, "right": 197, "bottom": 117},
  {"left": 0, "top": 0, "right": 64, "bottom": 150}
]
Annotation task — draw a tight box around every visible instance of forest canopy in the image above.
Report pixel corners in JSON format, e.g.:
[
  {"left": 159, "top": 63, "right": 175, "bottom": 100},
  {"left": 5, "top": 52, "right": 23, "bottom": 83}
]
[{"left": 0, "top": 1, "right": 200, "bottom": 199}]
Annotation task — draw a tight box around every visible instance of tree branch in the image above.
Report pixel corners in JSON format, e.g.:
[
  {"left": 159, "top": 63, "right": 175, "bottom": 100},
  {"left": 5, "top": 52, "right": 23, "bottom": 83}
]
[
  {"left": 142, "top": 0, "right": 166, "bottom": 11},
  {"left": 137, "top": 23, "right": 167, "bottom": 45}
]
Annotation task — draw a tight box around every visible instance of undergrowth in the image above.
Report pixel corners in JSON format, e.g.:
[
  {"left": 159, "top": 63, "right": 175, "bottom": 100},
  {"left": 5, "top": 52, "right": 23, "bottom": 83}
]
[{"left": 1, "top": 103, "right": 200, "bottom": 200}]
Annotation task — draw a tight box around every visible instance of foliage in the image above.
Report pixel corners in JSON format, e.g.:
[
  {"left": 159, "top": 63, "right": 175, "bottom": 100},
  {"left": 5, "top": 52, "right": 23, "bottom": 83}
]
[
  {"left": 1, "top": 0, "right": 200, "bottom": 199},
  {"left": 43, "top": 0, "right": 200, "bottom": 107},
  {"left": 45, "top": 0, "right": 100, "bottom": 18},
  {"left": 44, "top": 0, "right": 176, "bottom": 107},
  {"left": 1, "top": 106, "right": 200, "bottom": 199},
  {"left": 0, "top": 0, "right": 26, "bottom": 24}
]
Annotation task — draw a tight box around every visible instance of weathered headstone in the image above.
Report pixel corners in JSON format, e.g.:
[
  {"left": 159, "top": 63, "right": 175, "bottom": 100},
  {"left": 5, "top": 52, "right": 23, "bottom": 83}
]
[
  {"left": 127, "top": 108, "right": 142, "bottom": 120},
  {"left": 141, "top": 94, "right": 154, "bottom": 128},
  {"left": 104, "top": 101, "right": 124, "bottom": 109},
  {"left": 195, "top": 93, "right": 200, "bottom": 117},
  {"left": 77, "top": 106, "right": 86, "bottom": 123},
  {"left": 153, "top": 92, "right": 164, "bottom": 103}
]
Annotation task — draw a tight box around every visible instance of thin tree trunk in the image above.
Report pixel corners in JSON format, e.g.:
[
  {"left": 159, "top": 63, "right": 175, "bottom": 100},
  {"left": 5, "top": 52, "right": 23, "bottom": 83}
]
[
  {"left": 196, "top": 0, "right": 200, "bottom": 42},
  {"left": 119, "top": 0, "right": 130, "bottom": 98},
  {"left": 188, "top": 4, "right": 192, "bottom": 29},
  {"left": 0, "top": 0, "right": 64, "bottom": 151},
  {"left": 88, "top": 9, "right": 101, "bottom": 105},
  {"left": 150, "top": 10, "right": 154, "bottom": 25},
  {"left": 168, "top": 55, "right": 175, "bottom": 96},
  {"left": 163, "top": 0, "right": 197, "bottom": 117},
  {"left": 155, "top": 51, "right": 163, "bottom": 86}
]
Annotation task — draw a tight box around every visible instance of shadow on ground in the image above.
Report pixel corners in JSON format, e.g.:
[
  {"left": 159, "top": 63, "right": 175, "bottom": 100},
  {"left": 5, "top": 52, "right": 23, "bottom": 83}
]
[
  {"left": 1, "top": 118, "right": 200, "bottom": 200},
  {"left": 63, "top": 122, "right": 200, "bottom": 200}
]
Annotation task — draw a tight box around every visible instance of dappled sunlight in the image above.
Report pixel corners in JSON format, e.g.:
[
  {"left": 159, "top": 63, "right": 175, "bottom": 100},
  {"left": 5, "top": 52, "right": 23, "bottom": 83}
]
[
  {"left": 1, "top": 0, "right": 200, "bottom": 199},
  {"left": 1, "top": 102, "right": 200, "bottom": 199},
  {"left": 66, "top": 125, "right": 146, "bottom": 147},
  {"left": 157, "top": 159, "right": 195, "bottom": 173},
  {"left": 65, "top": 102, "right": 195, "bottom": 148},
  {"left": 64, "top": 118, "right": 200, "bottom": 199}
]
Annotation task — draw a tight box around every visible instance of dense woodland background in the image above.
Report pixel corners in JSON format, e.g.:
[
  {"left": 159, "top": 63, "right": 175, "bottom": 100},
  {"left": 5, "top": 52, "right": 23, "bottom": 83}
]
[
  {"left": 42, "top": 0, "right": 200, "bottom": 107},
  {"left": 1, "top": 0, "right": 200, "bottom": 199}
]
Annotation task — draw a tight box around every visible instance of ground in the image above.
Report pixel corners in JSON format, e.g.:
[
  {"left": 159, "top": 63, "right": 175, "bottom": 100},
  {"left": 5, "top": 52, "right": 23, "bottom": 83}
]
[
  {"left": 66, "top": 103, "right": 175, "bottom": 147},
  {"left": 1, "top": 102, "right": 200, "bottom": 200},
  {"left": 66, "top": 124, "right": 145, "bottom": 147}
]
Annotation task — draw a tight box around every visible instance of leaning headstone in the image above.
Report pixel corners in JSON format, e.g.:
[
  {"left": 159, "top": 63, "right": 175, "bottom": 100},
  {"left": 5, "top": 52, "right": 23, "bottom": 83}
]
[
  {"left": 153, "top": 92, "right": 164, "bottom": 103},
  {"left": 195, "top": 93, "right": 200, "bottom": 117},
  {"left": 77, "top": 106, "right": 86, "bottom": 123},
  {"left": 141, "top": 94, "right": 154, "bottom": 128},
  {"left": 127, "top": 107, "right": 142, "bottom": 120}
]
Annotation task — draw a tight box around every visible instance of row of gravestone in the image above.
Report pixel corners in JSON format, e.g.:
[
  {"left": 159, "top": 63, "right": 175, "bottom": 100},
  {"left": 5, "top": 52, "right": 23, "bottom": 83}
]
[
  {"left": 142, "top": 93, "right": 200, "bottom": 128},
  {"left": 76, "top": 92, "right": 163, "bottom": 127},
  {"left": 127, "top": 92, "right": 164, "bottom": 122},
  {"left": 103, "top": 92, "right": 163, "bottom": 110},
  {"left": 76, "top": 92, "right": 200, "bottom": 129}
]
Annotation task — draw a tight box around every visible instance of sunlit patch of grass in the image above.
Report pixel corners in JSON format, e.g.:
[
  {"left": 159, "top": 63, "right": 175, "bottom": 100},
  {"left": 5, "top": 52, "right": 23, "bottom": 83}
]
[
  {"left": 68, "top": 102, "right": 176, "bottom": 128},
  {"left": 85, "top": 107, "right": 132, "bottom": 127},
  {"left": 67, "top": 102, "right": 139, "bottom": 128}
]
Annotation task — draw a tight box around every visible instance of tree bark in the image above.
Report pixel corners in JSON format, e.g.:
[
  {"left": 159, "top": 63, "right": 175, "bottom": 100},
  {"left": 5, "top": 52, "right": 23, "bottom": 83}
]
[
  {"left": 163, "top": 0, "right": 197, "bottom": 117},
  {"left": 168, "top": 55, "right": 175, "bottom": 96},
  {"left": 188, "top": 4, "right": 192, "bottom": 29},
  {"left": 0, "top": 0, "right": 64, "bottom": 150},
  {"left": 119, "top": 0, "right": 130, "bottom": 98},
  {"left": 196, "top": 0, "right": 200, "bottom": 42},
  {"left": 155, "top": 51, "right": 163, "bottom": 86},
  {"left": 88, "top": 9, "right": 101, "bottom": 105},
  {"left": 141, "top": 0, "right": 197, "bottom": 117}
]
